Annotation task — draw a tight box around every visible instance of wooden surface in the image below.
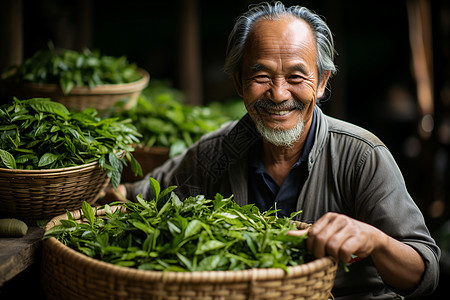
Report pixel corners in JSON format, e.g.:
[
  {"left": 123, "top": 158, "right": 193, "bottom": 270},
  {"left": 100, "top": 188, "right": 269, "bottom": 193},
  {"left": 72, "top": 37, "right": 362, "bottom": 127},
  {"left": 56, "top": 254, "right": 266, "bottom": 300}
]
[{"left": 0, "top": 226, "right": 44, "bottom": 286}]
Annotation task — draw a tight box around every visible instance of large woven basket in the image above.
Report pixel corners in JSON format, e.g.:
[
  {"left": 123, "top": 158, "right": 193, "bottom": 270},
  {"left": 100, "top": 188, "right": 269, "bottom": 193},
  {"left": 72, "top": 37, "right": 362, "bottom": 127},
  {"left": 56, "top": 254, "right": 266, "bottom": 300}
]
[
  {"left": 42, "top": 208, "right": 338, "bottom": 300},
  {"left": 0, "top": 162, "right": 109, "bottom": 224},
  {"left": 8, "top": 68, "right": 149, "bottom": 112}
]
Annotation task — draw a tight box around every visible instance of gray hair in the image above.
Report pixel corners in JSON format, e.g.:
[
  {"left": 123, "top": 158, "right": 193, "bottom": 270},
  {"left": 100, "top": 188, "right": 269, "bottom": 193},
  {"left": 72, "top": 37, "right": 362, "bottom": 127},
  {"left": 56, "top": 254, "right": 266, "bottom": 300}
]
[{"left": 224, "top": 1, "right": 337, "bottom": 83}]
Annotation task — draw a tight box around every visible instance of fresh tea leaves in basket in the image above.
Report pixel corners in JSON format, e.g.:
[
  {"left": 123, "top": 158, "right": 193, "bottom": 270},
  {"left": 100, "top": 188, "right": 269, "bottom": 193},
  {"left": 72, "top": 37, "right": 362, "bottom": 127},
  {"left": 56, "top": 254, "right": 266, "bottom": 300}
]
[
  {"left": 2, "top": 43, "right": 143, "bottom": 95},
  {"left": 0, "top": 97, "right": 142, "bottom": 188},
  {"left": 43, "top": 177, "right": 314, "bottom": 272}
]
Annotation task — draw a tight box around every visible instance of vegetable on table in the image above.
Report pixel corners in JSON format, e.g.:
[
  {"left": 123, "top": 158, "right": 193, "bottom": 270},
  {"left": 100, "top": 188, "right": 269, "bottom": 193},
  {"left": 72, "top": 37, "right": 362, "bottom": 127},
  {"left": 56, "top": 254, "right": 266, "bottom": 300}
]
[
  {"left": 0, "top": 218, "right": 28, "bottom": 237},
  {"left": 0, "top": 97, "right": 142, "bottom": 188},
  {"left": 43, "top": 177, "right": 312, "bottom": 272}
]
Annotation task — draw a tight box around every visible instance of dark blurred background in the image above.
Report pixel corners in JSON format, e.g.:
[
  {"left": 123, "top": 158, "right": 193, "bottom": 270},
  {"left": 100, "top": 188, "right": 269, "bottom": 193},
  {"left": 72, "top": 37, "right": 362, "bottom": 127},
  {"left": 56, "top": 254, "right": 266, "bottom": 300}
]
[{"left": 0, "top": 0, "right": 449, "bottom": 298}]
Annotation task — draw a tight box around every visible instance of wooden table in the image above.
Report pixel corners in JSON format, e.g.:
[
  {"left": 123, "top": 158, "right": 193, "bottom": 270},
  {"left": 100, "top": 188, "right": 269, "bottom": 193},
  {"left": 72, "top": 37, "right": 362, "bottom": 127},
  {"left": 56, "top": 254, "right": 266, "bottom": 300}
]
[{"left": 0, "top": 226, "right": 44, "bottom": 287}]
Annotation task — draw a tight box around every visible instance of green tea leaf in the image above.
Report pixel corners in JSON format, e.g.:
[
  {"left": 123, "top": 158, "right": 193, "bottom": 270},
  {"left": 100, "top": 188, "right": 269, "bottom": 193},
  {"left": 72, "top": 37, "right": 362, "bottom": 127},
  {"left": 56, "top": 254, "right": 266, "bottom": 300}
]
[
  {"left": 176, "top": 252, "right": 193, "bottom": 270},
  {"left": 115, "top": 261, "right": 136, "bottom": 267},
  {"left": 196, "top": 240, "right": 225, "bottom": 255},
  {"left": 149, "top": 177, "right": 160, "bottom": 200},
  {"left": 108, "top": 152, "right": 122, "bottom": 173},
  {"left": 38, "top": 152, "right": 59, "bottom": 167},
  {"left": 60, "top": 219, "right": 78, "bottom": 229},
  {"left": 167, "top": 221, "right": 181, "bottom": 235},
  {"left": 197, "top": 254, "right": 227, "bottom": 271},
  {"left": 42, "top": 225, "right": 71, "bottom": 239},
  {"left": 159, "top": 186, "right": 177, "bottom": 200},
  {"left": 109, "top": 169, "right": 121, "bottom": 189},
  {"left": 82, "top": 201, "right": 95, "bottom": 226},
  {"left": 185, "top": 220, "right": 203, "bottom": 238},
  {"left": 135, "top": 194, "right": 151, "bottom": 211},
  {"left": 27, "top": 98, "right": 70, "bottom": 117},
  {"left": 243, "top": 232, "right": 258, "bottom": 255},
  {"left": 130, "top": 220, "right": 153, "bottom": 235},
  {"left": 0, "top": 149, "right": 17, "bottom": 169},
  {"left": 129, "top": 154, "right": 143, "bottom": 177}
]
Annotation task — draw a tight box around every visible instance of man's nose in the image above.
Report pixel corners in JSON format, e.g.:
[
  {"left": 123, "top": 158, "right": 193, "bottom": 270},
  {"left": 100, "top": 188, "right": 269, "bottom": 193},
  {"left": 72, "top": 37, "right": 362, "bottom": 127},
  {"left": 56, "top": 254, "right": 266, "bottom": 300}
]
[{"left": 266, "top": 80, "right": 290, "bottom": 103}]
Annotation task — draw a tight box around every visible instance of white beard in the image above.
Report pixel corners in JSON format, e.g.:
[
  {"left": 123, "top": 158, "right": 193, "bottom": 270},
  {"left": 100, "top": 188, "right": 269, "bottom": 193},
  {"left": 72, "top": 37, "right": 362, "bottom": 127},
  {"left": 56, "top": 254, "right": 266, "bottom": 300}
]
[{"left": 254, "top": 115, "right": 304, "bottom": 148}]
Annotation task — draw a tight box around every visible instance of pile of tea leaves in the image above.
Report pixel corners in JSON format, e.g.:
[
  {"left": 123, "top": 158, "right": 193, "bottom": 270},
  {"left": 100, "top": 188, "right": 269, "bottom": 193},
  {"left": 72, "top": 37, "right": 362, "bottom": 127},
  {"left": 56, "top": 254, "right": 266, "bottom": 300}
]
[
  {"left": 43, "top": 177, "right": 312, "bottom": 272},
  {"left": 0, "top": 97, "right": 142, "bottom": 188},
  {"left": 3, "top": 43, "right": 142, "bottom": 95}
]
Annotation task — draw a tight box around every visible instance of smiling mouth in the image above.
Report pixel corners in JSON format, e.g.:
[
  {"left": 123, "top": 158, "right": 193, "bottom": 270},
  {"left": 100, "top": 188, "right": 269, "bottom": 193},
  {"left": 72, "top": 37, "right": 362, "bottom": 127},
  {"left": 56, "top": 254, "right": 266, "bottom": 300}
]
[
  {"left": 266, "top": 109, "right": 293, "bottom": 116},
  {"left": 253, "top": 99, "right": 304, "bottom": 117},
  {"left": 264, "top": 109, "right": 293, "bottom": 116}
]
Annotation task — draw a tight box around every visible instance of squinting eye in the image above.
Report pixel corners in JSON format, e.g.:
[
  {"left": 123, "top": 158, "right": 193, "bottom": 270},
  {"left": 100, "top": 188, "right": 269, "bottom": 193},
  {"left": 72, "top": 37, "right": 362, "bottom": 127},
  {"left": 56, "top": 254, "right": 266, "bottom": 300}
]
[
  {"left": 289, "top": 75, "right": 304, "bottom": 83},
  {"left": 254, "top": 75, "right": 271, "bottom": 83}
]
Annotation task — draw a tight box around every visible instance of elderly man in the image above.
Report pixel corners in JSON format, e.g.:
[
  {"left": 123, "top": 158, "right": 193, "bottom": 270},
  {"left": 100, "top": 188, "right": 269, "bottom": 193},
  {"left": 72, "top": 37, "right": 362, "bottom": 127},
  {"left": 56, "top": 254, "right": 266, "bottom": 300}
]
[{"left": 114, "top": 2, "right": 440, "bottom": 299}]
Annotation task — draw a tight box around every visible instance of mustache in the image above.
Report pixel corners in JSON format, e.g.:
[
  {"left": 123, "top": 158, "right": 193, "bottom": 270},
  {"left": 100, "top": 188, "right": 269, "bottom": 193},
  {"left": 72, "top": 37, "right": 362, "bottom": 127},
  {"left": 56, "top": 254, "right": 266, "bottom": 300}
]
[{"left": 252, "top": 98, "right": 305, "bottom": 112}]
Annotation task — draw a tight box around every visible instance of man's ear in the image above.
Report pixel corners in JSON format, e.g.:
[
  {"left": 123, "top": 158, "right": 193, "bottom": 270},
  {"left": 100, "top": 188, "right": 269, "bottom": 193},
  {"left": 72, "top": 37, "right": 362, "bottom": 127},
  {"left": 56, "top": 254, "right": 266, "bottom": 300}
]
[
  {"left": 233, "top": 72, "right": 243, "bottom": 97},
  {"left": 317, "top": 70, "right": 331, "bottom": 99}
]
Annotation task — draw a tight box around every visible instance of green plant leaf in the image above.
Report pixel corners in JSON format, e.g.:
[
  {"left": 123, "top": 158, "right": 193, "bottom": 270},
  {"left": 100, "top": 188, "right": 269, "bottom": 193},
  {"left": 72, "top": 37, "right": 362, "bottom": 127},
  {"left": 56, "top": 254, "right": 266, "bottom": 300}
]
[
  {"left": 82, "top": 201, "right": 95, "bottom": 226},
  {"left": 108, "top": 152, "right": 122, "bottom": 172},
  {"left": 0, "top": 149, "right": 17, "bottom": 169},
  {"left": 109, "top": 169, "right": 121, "bottom": 189},
  {"left": 129, "top": 154, "right": 143, "bottom": 177},
  {"left": 27, "top": 98, "right": 70, "bottom": 117},
  {"left": 159, "top": 186, "right": 177, "bottom": 200},
  {"left": 197, "top": 254, "right": 227, "bottom": 271},
  {"left": 185, "top": 220, "right": 202, "bottom": 238},
  {"left": 195, "top": 240, "right": 225, "bottom": 255},
  {"left": 149, "top": 177, "right": 160, "bottom": 200},
  {"left": 38, "top": 152, "right": 59, "bottom": 167}
]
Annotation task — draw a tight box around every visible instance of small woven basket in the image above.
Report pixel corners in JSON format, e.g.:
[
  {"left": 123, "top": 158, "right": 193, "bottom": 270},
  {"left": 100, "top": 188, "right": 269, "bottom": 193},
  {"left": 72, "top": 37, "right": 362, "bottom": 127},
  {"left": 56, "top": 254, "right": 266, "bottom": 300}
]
[
  {"left": 42, "top": 208, "right": 338, "bottom": 300},
  {"left": 0, "top": 162, "right": 109, "bottom": 223},
  {"left": 8, "top": 68, "right": 149, "bottom": 112}
]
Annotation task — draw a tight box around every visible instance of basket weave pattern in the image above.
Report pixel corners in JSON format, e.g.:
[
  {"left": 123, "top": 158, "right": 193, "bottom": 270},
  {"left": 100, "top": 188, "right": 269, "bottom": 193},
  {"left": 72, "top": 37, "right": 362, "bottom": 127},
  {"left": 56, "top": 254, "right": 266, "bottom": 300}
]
[
  {"left": 0, "top": 162, "right": 109, "bottom": 223},
  {"left": 42, "top": 209, "right": 337, "bottom": 300}
]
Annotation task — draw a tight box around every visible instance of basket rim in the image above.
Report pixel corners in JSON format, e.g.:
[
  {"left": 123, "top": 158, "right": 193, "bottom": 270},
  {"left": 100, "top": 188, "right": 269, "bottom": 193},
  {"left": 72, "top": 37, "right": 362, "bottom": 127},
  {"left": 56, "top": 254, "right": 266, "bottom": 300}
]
[
  {"left": 0, "top": 160, "right": 99, "bottom": 175},
  {"left": 44, "top": 207, "right": 337, "bottom": 283},
  {"left": 15, "top": 68, "right": 149, "bottom": 95}
]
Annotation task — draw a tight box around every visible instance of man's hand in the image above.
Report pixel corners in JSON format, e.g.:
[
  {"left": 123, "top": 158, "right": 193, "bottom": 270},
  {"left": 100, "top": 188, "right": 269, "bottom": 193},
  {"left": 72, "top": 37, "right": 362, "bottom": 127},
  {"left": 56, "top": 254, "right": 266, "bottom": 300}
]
[
  {"left": 289, "top": 212, "right": 425, "bottom": 292},
  {"left": 306, "top": 212, "right": 386, "bottom": 263}
]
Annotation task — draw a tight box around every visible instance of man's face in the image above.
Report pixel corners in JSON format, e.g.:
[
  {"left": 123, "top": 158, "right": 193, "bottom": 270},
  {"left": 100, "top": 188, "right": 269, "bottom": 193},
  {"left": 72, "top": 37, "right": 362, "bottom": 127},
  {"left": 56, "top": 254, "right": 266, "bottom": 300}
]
[{"left": 234, "top": 17, "right": 328, "bottom": 145}]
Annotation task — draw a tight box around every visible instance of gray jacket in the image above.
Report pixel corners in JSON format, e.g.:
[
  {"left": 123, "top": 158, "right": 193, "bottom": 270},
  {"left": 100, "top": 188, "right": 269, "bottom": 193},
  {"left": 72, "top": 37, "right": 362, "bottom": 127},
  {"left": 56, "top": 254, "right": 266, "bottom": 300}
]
[{"left": 126, "top": 106, "right": 440, "bottom": 299}]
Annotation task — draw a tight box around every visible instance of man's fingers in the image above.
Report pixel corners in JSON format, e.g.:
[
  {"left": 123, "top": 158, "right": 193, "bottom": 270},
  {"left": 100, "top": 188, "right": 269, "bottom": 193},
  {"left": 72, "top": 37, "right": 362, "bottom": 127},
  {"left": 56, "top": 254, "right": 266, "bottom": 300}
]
[{"left": 287, "top": 228, "right": 309, "bottom": 236}]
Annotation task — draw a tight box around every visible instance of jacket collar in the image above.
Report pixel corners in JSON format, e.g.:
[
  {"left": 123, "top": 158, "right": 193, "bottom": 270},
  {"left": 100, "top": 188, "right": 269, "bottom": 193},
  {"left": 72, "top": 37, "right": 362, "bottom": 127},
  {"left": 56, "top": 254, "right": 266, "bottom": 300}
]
[{"left": 307, "top": 106, "right": 329, "bottom": 171}]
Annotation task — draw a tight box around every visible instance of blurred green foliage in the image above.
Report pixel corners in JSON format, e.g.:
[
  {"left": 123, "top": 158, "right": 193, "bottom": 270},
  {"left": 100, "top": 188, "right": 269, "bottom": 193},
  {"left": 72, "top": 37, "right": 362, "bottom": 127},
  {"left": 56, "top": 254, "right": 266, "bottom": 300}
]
[{"left": 113, "top": 80, "right": 246, "bottom": 157}]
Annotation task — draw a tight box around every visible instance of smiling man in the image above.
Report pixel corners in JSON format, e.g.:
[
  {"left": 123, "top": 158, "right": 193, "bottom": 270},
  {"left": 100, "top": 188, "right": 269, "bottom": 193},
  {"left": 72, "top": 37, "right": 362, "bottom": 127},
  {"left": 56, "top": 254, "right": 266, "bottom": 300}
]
[
  {"left": 115, "top": 2, "right": 440, "bottom": 299},
  {"left": 235, "top": 16, "right": 327, "bottom": 188}
]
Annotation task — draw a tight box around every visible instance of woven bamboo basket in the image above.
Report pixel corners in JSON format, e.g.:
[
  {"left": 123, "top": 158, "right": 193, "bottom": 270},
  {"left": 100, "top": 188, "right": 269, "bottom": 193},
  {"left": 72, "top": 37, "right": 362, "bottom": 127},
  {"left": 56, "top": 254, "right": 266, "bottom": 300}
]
[
  {"left": 8, "top": 68, "right": 149, "bottom": 112},
  {"left": 41, "top": 208, "right": 338, "bottom": 300},
  {"left": 0, "top": 162, "right": 109, "bottom": 224}
]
